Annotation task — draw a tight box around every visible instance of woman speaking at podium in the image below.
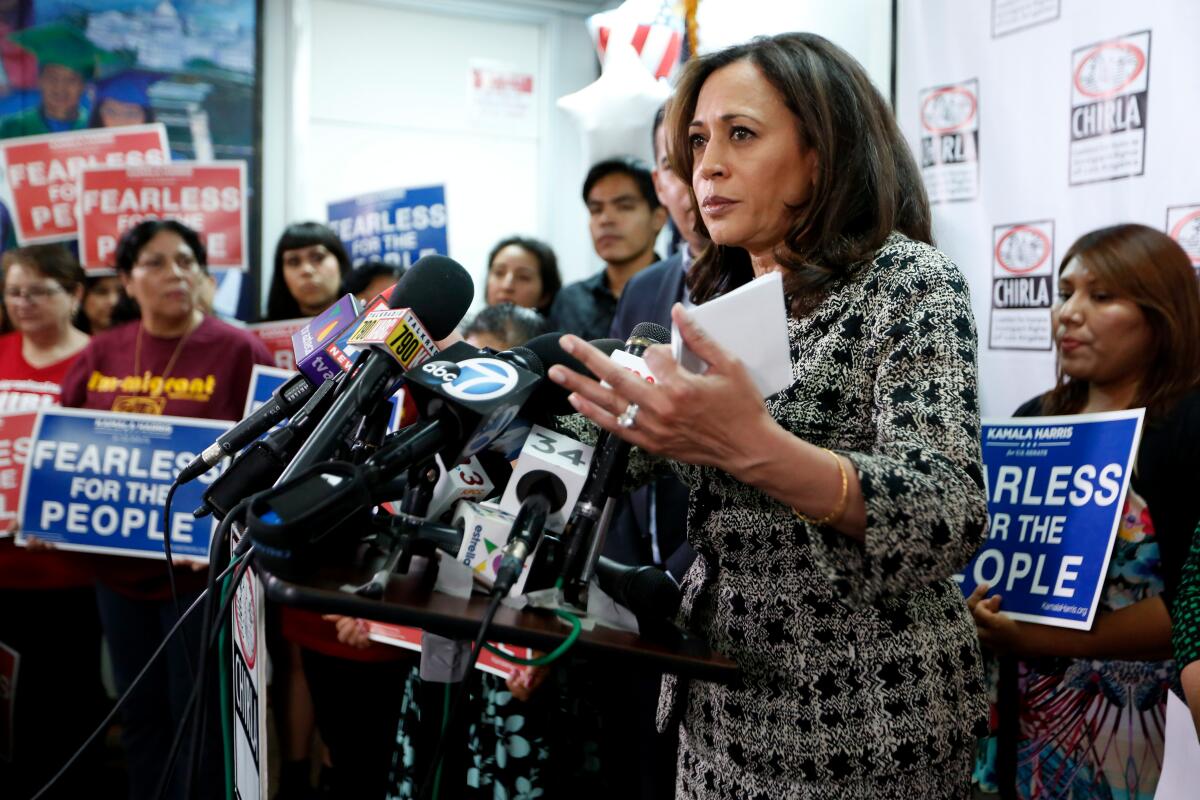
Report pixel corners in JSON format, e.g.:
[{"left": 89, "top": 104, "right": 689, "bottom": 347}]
[{"left": 550, "top": 33, "right": 988, "bottom": 799}]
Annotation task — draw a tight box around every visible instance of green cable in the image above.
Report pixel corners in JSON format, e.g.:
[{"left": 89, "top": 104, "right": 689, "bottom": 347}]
[
  {"left": 432, "top": 682, "right": 450, "bottom": 800},
  {"left": 480, "top": 608, "right": 582, "bottom": 666},
  {"left": 219, "top": 571, "right": 235, "bottom": 800}
]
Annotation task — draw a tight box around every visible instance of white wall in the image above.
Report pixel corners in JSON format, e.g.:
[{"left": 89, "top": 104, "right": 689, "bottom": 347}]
[
  {"left": 260, "top": 0, "right": 603, "bottom": 314},
  {"left": 259, "top": 0, "right": 894, "bottom": 316},
  {"left": 696, "top": 0, "right": 894, "bottom": 99}
]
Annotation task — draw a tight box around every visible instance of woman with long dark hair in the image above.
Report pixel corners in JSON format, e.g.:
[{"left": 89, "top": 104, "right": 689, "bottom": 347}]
[
  {"left": 549, "top": 33, "right": 988, "bottom": 798},
  {"left": 970, "top": 224, "right": 1200, "bottom": 799},
  {"left": 484, "top": 235, "right": 561, "bottom": 315},
  {"left": 265, "top": 222, "right": 351, "bottom": 320}
]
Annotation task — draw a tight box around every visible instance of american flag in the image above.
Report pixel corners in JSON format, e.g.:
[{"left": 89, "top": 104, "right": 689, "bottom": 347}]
[{"left": 594, "top": 0, "right": 683, "bottom": 81}]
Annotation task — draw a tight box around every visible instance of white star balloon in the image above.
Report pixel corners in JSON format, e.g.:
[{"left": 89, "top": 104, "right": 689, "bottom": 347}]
[
  {"left": 557, "top": 41, "right": 671, "bottom": 168},
  {"left": 587, "top": 0, "right": 685, "bottom": 81}
]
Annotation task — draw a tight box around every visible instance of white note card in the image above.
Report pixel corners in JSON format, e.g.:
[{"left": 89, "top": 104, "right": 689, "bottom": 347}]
[{"left": 671, "top": 270, "right": 792, "bottom": 398}]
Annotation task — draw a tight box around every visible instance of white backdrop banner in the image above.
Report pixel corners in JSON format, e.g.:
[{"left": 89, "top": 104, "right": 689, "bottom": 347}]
[{"left": 897, "top": 0, "right": 1200, "bottom": 416}]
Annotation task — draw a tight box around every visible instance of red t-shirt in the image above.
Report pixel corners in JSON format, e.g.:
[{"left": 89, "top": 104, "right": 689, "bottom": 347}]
[
  {"left": 0, "top": 332, "right": 94, "bottom": 589},
  {"left": 61, "top": 316, "right": 274, "bottom": 599}
]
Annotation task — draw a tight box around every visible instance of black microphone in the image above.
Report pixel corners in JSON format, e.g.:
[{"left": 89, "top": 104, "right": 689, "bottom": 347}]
[
  {"left": 199, "top": 372, "right": 343, "bottom": 519},
  {"left": 594, "top": 556, "right": 681, "bottom": 622},
  {"left": 176, "top": 372, "right": 316, "bottom": 485},
  {"left": 493, "top": 475, "right": 561, "bottom": 596},
  {"left": 277, "top": 255, "right": 474, "bottom": 481},
  {"left": 558, "top": 322, "right": 672, "bottom": 600}
]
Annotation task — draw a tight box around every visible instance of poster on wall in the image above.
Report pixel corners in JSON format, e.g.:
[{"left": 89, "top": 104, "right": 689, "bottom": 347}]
[
  {"left": 1068, "top": 30, "right": 1151, "bottom": 186},
  {"left": 326, "top": 185, "right": 448, "bottom": 268},
  {"left": 991, "top": 0, "right": 1061, "bottom": 38},
  {"left": 1166, "top": 203, "right": 1200, "bottom": 271},
  {"left": 0, "top": 123, "right": 168, "bottom": 245},
  {"left": 77, "top": 161, "right": 247, "bottom": 270},
  {"left": 0, "top": 4, "right": 260, "bottom": 305},
  {"left": 989, "top": 221, "right": 1055, "bottom": 351},
  {"left": 467, "top": 59, "right": 535, "bottom": 123},
  {"left": 918, "top": 78, "right": 979, "bottom": 203}
]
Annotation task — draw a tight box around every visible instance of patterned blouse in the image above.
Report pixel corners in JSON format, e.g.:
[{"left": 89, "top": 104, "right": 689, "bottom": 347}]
[
  {"left": 583, "top": 232, "right": 991, "bottom": 796},
  {"left": 1173, "top": 527, "right": 1200, "bottom": 669}
]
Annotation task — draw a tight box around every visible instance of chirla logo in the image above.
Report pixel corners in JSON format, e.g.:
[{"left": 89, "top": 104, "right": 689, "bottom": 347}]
[
  {"left": 920, "top": 86, "right": 977, "bottom": 134},
  {"left": 989, "top": 220, "right": 1055, "bottom": 352},
  {"left": 1068, "top": 30, "right": 1150, "bottom": 185},
  {"left": 995, "top": 226, "right": 1052, "bottom": 275},
  {"left": 917, "top": 78, "right": 980, "bottom": 203},
  {"left": 1073, "top": 41, "right": 1146, "bottom": 99},
  {"left": 1167, "top": 205, "right": 1200, "bottom": 269}
]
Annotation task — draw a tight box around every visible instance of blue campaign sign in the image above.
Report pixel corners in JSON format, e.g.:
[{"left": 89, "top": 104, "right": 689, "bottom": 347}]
[
  {"left": 243, "top": 364, "right": 293, "bottom": 421},
  {"left": 326, "top": 185, "right": 448, "bottom": 267},
  {"left": 956, "top": 409, "right": 1144, "bottom": 629},
  {"left": 244, "top": 364, "right": 406, "bottom": 436},
  {"left": 17, "top": 408, "right": 232, "bottom": 561}
]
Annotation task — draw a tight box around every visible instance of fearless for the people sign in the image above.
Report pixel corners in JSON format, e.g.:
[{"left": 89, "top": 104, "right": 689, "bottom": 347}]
[
  {"left": 16, "top": 408, "right": 230, "bottom": 561},
  {"left": 956, "top": 409, "right": 1144, "bottom": 629},
  {"left": 77, "top": 161, "right": 248, "bottom": 270},
  {"left": 0, "top": 123, "right": 170, "bottom": 245}
]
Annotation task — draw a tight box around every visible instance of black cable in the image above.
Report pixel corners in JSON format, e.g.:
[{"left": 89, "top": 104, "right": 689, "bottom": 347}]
[
  {"left": 417, "top": 591, "right": 504, "bottom": 800},
  {"left": 182, "top": 500, "right": 250, "bottom": 800},
  {"left": 156, "top": 553, "right": 253, "bottom": 800},
  {"left": 161, "top": 478, "right": 195, "bottom": 679},
  {"left": 28, "top": 556, "right": 244, "bottom": 800}
]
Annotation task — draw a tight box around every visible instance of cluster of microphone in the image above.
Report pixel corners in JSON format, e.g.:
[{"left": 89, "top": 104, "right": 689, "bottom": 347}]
[{"left": 177, "top": 254, "right": 680, "bottom": 629}]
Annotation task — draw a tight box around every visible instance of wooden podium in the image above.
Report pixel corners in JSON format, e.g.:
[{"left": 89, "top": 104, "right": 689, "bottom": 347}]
[{"left": 263, "top": 552, "right": 738, "bottom": 683}]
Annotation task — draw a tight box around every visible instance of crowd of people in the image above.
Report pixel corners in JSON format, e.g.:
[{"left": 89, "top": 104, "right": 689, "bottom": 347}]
[{"left": 0, "top": 29, "right": 1198, "bottom": 800}]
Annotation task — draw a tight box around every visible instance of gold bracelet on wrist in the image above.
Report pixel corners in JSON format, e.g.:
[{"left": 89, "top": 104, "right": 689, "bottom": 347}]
[{"left": 793, "top": 447, "right": 849, "bottom": 527}]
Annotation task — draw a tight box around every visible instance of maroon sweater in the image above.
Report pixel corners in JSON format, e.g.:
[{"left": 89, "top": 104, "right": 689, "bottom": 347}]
[{"left": 61, "top": 316, "right": 272, "bottom": 599}]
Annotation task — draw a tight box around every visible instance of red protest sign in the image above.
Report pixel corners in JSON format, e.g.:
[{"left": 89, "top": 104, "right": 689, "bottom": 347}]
[
  {"left": 0, "top": 411, "right": 38, "bottom": 536},
  {"left": 0, "top": 123, "right": 169, "bottom": 245},
  {"left": 77, "top": 160, "right": 248, "bottom": 270},
  {"left": 247, "top": 319, "right": 307, "bottom": 372}
]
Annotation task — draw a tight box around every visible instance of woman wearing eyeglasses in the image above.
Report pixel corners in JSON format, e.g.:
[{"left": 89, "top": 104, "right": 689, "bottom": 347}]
[
  {"left": 0, "top": 245, "right": 104, "bottom": 797},
  {"left": 61, "top": 220, "right": 272, "bottom": 800}
]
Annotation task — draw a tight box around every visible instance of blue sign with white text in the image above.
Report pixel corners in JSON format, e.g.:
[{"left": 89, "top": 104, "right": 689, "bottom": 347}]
[
  {"left": 327, "top": 185, "right": 448, "bottom": 267},
  {"left": 244, "top": 365, "right": 405, "bottom": 438},
  {"left": 18, "top": 409, "right": 231, "bottom": 561},
  {"left": 956, "top": 409, "right": 1144, "bottom": 629}
]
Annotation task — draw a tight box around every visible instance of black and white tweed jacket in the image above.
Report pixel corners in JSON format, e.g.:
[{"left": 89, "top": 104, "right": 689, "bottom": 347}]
[{"left": 599, "top": 233, "right": 990, "bottom": 795}]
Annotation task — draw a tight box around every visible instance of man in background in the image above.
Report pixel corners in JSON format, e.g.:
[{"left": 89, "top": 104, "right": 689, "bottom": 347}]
[
  {"left": 601, "top": 102, "right": 706, "bottom": 800},
  {"left": 549, "top": 157, "right": 666, "bottom": 340}
]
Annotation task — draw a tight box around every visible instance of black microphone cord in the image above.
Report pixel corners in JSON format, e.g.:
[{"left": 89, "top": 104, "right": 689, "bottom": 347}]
[
  {"left": 417, "top": 591, "right": 503, "bottom": 800},
  {"left": 161, "top": 478, "right": 196, "bottom": 680},
  {"left": 28, "top": 553, "right": 247, "bottom": 800},
  {"left": 181, "top": 498, "right": 251, "bottom": 800},
  {"left": 162, "top": 550, "right": 254, "bottom": 800}
]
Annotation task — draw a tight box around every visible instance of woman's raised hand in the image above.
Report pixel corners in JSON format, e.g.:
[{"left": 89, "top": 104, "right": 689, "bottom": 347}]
[{"left": 548, "top": 304, "right": 775, "bottom": 473}]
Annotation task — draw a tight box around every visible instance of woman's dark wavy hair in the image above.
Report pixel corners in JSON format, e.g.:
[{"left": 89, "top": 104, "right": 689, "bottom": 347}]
[
  {"left": 266, "top": 222, "right": 351, "bottom": 321},
  {"left": 111, "top": 219, "right": 208, "bottom": 324},
  {"left": 1042, "top": 224, "right": 1200, "bottom": 420},
  {"left": 667, "top": 32, "right": 933, "bottom": 314},
  {"left": 486, "top": 235, "right": 562, "bottom": 314}
]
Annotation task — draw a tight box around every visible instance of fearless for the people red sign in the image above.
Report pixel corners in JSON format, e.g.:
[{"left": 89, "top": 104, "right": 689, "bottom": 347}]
[
  {"left": 0, "top": 123, "right": 170, "bottom": 245},
  {"left": 78, "top": 161, "right": 248, "bottom": 270}
]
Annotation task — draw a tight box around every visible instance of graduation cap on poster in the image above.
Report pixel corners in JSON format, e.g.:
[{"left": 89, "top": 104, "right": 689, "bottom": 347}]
[
  {"left": 8, "top": 21, "right": 117, "bottom": 79},
  {"left": 93, "top": 69, "right": 169, "bottom": 108}
]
